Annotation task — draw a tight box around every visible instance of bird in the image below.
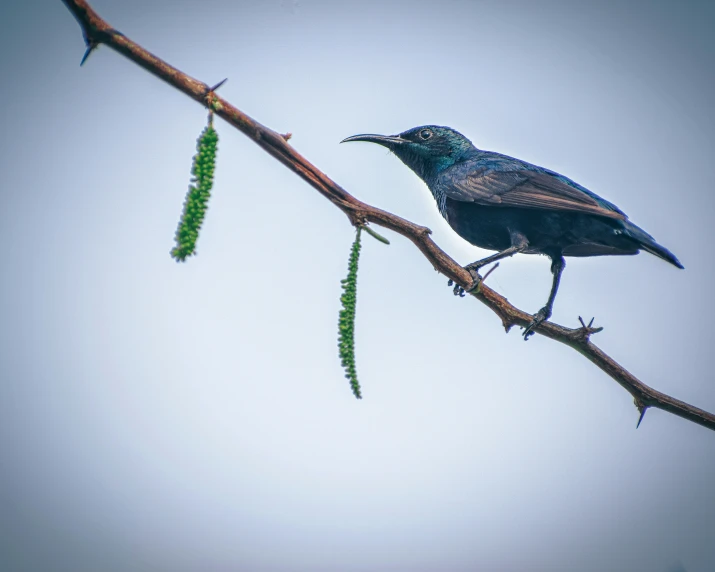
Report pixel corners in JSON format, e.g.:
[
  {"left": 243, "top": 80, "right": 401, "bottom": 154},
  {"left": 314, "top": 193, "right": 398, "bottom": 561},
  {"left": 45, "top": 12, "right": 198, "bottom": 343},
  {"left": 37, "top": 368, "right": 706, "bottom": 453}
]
[{"left": 341, "top": 125, "right": 683, "bottom": 340}]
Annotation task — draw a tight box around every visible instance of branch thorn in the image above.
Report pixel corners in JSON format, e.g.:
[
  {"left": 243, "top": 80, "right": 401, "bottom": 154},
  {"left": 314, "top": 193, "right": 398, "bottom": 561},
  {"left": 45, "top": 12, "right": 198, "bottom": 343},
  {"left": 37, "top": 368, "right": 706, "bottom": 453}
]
[
  {"left": 575, "top": 315, "right": 603, "bottom": 342},
  {"left": 637, "top": 403, "right": 649, "bottom": 428},
  {"left": 481, "top": 262, "right": 500, "bottom": 283},
  {"left": 206, "top": 78, "right": 228, "bottom": 94},
  {"left": 80, "top": 37, "right": 99, "bottom": 66}
]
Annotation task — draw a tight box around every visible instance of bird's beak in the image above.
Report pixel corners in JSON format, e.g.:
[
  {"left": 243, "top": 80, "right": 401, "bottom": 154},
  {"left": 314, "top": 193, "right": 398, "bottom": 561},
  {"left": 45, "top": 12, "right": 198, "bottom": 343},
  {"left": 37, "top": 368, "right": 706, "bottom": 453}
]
[{"left": 340, "top": 133, "right": 405, "bottom": 147}]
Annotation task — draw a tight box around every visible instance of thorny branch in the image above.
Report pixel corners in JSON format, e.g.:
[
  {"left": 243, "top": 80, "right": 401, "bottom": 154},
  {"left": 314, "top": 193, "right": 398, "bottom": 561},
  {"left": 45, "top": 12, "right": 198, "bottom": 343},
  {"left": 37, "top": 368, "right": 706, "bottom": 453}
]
[{"left": 61, "top": 0, "right": 715, "bottom": 432}]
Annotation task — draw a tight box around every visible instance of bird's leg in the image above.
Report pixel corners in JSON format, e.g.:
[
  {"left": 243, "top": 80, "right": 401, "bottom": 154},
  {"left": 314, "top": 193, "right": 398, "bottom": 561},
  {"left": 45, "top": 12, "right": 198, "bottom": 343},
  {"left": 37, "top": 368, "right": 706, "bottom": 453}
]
[
  {"left": 449, "top": 232, "right": 528, "bottom": 296},
  {"left": 449, "top": 245, "right": 522, "bottom": 297},
  {"left": 448, "top": 262, "right": 501, "bottom": 297},
  {"left": 454, "top": 233, "right": 528, "bottom": 296},
  {"left": 523, "top": 255, "right": 565, "bottom": 340}
]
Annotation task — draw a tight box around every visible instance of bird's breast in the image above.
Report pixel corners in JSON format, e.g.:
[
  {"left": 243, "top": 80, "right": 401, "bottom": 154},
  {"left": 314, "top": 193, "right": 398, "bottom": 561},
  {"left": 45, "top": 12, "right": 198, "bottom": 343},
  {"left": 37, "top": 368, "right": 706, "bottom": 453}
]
[{"left": 443, "top": 198, "right": 513, "bottom": 251}]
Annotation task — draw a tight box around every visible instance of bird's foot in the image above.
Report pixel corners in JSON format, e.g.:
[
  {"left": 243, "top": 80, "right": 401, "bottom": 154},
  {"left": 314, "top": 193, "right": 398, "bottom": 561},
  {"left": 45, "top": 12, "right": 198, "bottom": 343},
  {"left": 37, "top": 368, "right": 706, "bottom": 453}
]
[
  {"left": 447, "top": 265, "right": 481, "bottom": 297},
  {"left": 447, "top": 263, "right": 500, "bottom": 298},
  {"left": 447, "top": 279, "right": 467, "bottom": 297},
  {"left": 523, "top": 306, "right": 552, "bottom": 341},
  {"left": 464, "top": 264, "right": 485, "bottom": 292}
]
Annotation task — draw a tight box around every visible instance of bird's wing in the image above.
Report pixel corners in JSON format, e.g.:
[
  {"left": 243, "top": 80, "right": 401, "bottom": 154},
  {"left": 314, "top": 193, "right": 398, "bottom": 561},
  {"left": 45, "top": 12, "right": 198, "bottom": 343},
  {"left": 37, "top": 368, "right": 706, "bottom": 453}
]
[{"left": 438, "top": 156, "right": 627, "bottom": 220}]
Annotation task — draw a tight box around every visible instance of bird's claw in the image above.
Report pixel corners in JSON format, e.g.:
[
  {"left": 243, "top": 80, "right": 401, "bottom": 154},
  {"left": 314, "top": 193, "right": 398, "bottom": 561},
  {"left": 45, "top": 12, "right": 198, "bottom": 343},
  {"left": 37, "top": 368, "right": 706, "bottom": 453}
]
[
  {"left": 464, "top": 265, "right": 484, "bottom": 293},
  {"left": 447, "top": 265, "right": 482, "bottom": 297},
  {"left": 447, "top": 262, "right": 500, "bottom": 298},
  {"left": 447, "top": 279, "right": 466, "bottom": 297},
  {"left": 523, "top": 306, "right": 551, "bottom": 340}
]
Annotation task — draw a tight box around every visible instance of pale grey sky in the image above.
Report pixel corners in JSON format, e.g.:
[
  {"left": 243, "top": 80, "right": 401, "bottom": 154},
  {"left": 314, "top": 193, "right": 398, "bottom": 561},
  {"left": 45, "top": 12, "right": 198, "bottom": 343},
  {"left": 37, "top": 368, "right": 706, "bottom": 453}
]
[{"left": 1, "top": 1, "right": 714, "bottom": 570}]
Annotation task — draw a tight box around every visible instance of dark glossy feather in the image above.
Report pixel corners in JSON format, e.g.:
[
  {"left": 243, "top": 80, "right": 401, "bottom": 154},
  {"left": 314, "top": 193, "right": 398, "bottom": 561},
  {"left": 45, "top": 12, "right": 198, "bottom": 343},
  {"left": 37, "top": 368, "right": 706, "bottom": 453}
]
[{"left": 435, "top": 153, "right": 626, "bottom": 220}]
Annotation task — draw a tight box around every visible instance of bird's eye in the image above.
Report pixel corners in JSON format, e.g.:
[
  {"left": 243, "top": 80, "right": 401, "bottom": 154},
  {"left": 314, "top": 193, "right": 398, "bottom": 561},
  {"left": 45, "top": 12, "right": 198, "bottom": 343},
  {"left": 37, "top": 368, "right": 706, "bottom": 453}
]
[{"left": 420, "top": 129, "right": 432, "bottom": 140}]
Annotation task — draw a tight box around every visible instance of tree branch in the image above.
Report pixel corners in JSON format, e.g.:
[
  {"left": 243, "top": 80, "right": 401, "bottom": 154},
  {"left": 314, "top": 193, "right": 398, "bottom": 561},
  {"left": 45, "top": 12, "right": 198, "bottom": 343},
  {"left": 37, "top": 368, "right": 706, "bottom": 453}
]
[{"left": 61, "top": 0, "right": 715, "bottom": 432}]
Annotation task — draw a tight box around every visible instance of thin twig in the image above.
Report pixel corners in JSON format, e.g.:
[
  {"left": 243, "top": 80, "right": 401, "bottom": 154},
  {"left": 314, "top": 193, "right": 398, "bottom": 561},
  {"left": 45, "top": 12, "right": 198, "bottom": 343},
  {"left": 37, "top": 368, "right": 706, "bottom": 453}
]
[{"left": 60, "top": 0, "right": 715, "bottom": 432}]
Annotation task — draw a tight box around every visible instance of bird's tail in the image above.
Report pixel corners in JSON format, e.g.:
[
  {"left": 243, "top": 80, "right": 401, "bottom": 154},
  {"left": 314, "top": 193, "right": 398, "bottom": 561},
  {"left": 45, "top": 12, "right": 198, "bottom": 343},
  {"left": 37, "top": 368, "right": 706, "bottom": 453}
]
[{"left": 623, "top": 221, "right": 684, "bottom": 269}]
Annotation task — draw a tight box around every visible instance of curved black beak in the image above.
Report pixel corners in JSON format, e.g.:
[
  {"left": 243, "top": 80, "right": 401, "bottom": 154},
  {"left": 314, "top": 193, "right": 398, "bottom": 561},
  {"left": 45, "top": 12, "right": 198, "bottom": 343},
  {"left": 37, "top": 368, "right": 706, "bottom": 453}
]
[{"left": 340, "top": 133, "right": 405, "bottom": 147}]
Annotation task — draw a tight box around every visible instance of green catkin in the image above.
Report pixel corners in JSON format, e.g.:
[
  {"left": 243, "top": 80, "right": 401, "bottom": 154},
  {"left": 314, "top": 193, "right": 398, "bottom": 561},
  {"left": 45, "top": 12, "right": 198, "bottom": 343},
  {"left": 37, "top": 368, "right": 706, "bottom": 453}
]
[
  {"left": 363, "top": 225, "right": 390, "bottom": 245},
  {"left": 171, "top": 121, "right": 219, "bottom": 261},
  {"left": 338, "top": 228, "right": 363, "bottom": 399}
]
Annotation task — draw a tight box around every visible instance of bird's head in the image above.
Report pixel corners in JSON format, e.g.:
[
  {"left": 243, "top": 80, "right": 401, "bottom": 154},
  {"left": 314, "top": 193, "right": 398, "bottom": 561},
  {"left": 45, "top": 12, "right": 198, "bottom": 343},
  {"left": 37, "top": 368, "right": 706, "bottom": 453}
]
[{"left": 341, "top": 125, "right": 476, "bottom": 181}]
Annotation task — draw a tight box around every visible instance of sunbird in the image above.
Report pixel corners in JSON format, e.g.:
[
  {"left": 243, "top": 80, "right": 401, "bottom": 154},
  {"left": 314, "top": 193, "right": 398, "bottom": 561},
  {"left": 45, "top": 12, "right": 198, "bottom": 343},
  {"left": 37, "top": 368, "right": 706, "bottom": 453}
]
[{"left": 342, "top": 125, "right": 682, "bottom": 339}]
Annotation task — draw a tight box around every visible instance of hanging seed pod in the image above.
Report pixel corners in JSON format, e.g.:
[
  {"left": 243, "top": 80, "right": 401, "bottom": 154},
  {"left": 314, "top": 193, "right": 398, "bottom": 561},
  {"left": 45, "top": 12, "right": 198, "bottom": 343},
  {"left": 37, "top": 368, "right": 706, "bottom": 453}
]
[
  {"left": 338, "top": 228, "right": 363, "bottom": 399},
  {"left": 171, "top": 119, "right": 219, "bottom": 261}
]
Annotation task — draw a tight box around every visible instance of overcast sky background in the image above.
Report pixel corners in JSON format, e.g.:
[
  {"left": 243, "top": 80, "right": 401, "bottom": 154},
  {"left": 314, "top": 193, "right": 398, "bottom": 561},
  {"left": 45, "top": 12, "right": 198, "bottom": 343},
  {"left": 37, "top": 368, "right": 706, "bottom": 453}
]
[{"left": 1, "top": 1, "right": 714, "bottom": 571}]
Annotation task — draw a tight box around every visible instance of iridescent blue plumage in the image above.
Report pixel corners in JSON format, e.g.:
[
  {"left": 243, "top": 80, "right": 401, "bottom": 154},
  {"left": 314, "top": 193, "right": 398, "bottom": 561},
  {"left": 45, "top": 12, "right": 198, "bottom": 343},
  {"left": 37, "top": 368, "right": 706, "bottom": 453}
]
[{"left": 342, "top": 125, "right": 683, "bottom": 339}]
